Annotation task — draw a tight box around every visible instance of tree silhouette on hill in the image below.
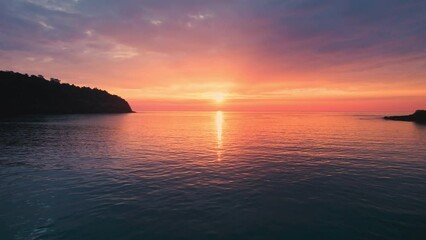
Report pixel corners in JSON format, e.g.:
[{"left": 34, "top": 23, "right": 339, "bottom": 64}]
[{"left": 0, "top": 71, "right": 134, "bottom": 115}]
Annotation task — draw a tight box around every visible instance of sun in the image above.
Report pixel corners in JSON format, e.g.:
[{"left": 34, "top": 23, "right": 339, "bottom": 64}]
[{"left": 212, "top": 92, "right": 225, "bottom": 103}]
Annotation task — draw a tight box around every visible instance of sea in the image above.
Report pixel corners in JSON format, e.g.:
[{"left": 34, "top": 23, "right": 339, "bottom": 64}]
[{"left": 1, "top": 112, "right": 425, "bottom": 239}]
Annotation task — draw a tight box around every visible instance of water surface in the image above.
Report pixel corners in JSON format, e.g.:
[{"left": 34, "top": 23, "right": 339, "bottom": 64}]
[{"left": 1, "top": 112, "right": 425, "bottom": 239}]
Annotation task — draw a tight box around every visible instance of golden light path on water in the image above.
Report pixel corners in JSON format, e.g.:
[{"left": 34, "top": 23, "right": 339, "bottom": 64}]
[{"left": 216, "top": 111, "right": 223, "bottom": 161}]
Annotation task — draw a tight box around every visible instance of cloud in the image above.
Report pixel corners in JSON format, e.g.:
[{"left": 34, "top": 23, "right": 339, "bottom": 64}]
[
  {"left": 0, "top": 0, "right": 425, "bottom": 111},
  {"left": 23, "top": 0, "right": 79, "bottom": 13}
]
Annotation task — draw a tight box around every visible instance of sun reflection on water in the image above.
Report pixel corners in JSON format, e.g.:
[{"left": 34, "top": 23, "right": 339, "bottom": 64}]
[{"left": 216, "top": 111, "right": 223, "bottom": 161}]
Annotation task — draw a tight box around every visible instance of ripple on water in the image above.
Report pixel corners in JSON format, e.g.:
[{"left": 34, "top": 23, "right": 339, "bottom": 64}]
[{"left": 0, "top": 112, "right": 426, "bottom": 240}]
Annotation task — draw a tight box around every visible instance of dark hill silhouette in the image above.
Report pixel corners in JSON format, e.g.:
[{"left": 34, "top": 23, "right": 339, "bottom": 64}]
[
  {"left": 384, "top": 110, "right": 426, "bottom": 124},
  {"left": 0, "top": 71, "right": 134, "bottom": 115}
]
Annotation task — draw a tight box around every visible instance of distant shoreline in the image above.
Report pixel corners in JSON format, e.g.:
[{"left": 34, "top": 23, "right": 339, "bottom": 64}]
[{"left": 384, "top": 110, "right": 426, "bottom": 124}]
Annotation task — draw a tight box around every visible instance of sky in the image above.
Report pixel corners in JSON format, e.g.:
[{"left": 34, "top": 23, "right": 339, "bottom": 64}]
[{"left": 1, "top": 0, "right": 426, "bottom": 111}]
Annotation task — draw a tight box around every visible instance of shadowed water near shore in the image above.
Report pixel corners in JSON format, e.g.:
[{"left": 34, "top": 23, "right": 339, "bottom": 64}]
[{"left": 1, "top": 112, "right": 426, "bottom": 240}]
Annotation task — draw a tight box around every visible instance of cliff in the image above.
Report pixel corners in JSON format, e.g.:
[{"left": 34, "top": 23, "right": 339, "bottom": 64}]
[
  {"left": 384, "top": 110, "right": 426, "bottom": 124},
  {"left": 0, "top": 71, "right": 134, "bottom": 115}
]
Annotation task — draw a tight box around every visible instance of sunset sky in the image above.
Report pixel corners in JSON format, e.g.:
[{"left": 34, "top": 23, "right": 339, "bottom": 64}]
[{"left": 1, "top": 0, "right": 425, "bottom": 111}]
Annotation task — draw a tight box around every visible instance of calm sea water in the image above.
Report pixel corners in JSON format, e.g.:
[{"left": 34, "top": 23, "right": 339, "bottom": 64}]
[{"left": 0, "top": 112, "right": 425, "bottom": 240}]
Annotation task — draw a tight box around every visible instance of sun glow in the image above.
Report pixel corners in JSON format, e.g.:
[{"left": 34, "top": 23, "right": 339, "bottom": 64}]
[{"left": 212, "top": 92, "right": 225, "bottom": 103}]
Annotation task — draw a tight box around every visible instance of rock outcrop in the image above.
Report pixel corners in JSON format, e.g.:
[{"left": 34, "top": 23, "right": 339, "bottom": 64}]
[{"left": 384, "top": 110, "right": 426, "bottom": 124}]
